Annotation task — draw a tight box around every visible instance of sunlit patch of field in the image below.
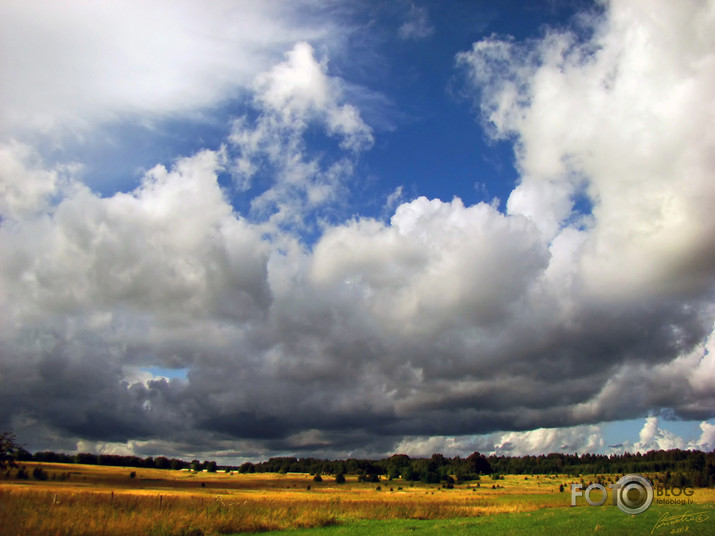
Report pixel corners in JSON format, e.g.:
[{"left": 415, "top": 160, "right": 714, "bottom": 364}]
[
  {"left": 269, "top": 504, "right": 715, "bottom": 536},
  {"left": 1, "top": 464, "right": 713, "bottom": 536}
]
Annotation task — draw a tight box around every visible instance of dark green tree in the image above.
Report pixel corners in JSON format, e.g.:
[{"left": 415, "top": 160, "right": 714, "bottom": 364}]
[
  {"left": 421, "top": 471, "right": 441, "bottom": 484},
  {"left": 32, "top": 467, "right": 48, "bottom": 481},
  {"left": 402, "top": 465, "right": 418, "bottom": 481},
  {"left": 154, "top": 456, "right": 171, "bottom": 469},
  {"left": 239, "top": 462, "right": 256, "bottom": 473},
  {"left": 467, "top": 452, "right": 493, "bottom": 475},
  {"left": 0, "top": 432, "right": 19, "bottom": 470}
]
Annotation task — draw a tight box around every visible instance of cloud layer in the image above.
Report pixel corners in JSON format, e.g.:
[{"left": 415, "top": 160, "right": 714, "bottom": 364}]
[
  {"left": 0, "top": 0, "right": 329, "bottom": 135},
  {"left": 1, "top": 0, "right": 713, "bottom": 460}
]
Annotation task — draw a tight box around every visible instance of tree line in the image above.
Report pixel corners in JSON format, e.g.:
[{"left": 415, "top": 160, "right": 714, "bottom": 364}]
[
  {"left": 236, "top": 450, "right": 714, "bottom": 487},
  {"left": 3, "top": 432, "right": 714, "bottom": 487}
]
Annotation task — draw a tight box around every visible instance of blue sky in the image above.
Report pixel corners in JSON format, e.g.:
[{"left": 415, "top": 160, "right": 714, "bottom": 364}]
[
  {"left": 60, "top": 1, "right": 582, "bottom": 218},
  {"left": 0, "top": 0, "right": 713, "bottom": 462}
]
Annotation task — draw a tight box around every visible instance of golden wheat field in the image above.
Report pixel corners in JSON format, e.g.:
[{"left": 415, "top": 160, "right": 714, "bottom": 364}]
[{"left": 1, "top": 463, "right": 714, "bottom": 536}]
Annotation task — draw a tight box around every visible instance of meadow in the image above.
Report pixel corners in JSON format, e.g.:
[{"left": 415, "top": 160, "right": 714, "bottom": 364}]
[{"left": 1, "top": 462, "right": 713, "bottom": 535}]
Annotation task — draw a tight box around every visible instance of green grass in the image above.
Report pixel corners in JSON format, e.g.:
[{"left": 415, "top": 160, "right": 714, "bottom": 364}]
[{"left": 261, "top": 503, "right": 715, "bottom": 536}]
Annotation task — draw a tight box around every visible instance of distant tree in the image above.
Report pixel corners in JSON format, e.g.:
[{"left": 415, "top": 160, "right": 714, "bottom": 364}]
[
  {"left": 335, "top": 472, "right": 346, "bottom": 484},
  {"left": 429, "top": 453, "right": 446, "bottom": 471},
  {"left": 402, "top": 466, "right": 418, "bottom": 481},
  {"left": 467, "top": 452, "right": 493, "bottom": 475},
  {"left": 154, "top": 456, "right": 170, "bottom": 470},
  {"left": 33, "top": 451, "right": 69, "bottom": 463},
  {"left": 385, "top": 454, "right": 411, "bottom": 479},
  {"left": 313, "top": 473, "right": 322, "bottom": 482},
  {"left": 206, "top": 461, "right": 217, "bottom": 473},
  {"left": 74, "top": 452, "right": 98, "bottom": 465},
  {"left": 15, "top": 447, "right": 32, "bottom": 461},
  {"left": 421, "top": 471, "right": 440, "bottom": 484},
  {"left": 0, "top": 432, "right": 19, "bottom": 470},
  {"left": 239, "top": 462, "right": 255, "bottom": 473},
  {"left": 32, "top": 467, "right": 48, "bottom": 481}
]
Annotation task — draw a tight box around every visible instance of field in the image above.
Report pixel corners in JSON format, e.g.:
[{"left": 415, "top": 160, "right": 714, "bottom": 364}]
[{"left": 1, "top": 462, "right": 713, "bottom": 535}]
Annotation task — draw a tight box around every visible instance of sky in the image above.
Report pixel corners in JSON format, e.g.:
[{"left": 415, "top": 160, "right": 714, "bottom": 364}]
[{"left": 0, "top": 0, "right": 714, "bottom": 464}]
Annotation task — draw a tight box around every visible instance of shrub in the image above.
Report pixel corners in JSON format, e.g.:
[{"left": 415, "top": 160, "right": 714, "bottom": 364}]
[{"left": 32, "top": 467, "right": 48, "bottom": 481}]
